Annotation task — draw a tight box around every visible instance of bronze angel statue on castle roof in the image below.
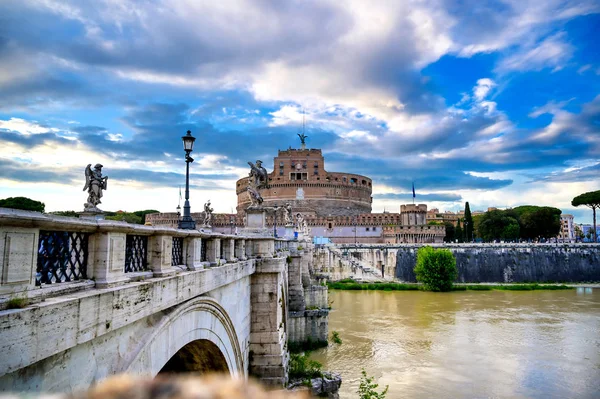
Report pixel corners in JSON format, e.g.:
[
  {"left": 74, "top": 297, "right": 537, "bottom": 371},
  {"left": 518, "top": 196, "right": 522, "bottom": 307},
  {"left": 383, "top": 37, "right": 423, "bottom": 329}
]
[{"left": 83, "top": 163, "right": 108, "bottom": 210}]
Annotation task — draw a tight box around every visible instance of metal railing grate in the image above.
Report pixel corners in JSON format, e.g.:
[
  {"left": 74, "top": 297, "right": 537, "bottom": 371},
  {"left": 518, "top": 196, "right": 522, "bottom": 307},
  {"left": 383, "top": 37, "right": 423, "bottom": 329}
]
[
  {"left": 172, "top": 237, "right": 183, "bottom": 266},
  {"left": 125, "top": 235, "right": 148, "bottom": 273},
  {"left": 201, "top": 239, "right": 207, "bottom": 262},
  {"left": 36, "top": 231, "right": 89, "bottom": 285}
]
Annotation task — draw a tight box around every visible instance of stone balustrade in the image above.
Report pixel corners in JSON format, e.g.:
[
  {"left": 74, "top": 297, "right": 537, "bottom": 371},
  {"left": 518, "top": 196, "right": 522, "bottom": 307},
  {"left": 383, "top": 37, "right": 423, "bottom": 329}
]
[{"left": 0, "top": 207, "right": 287, "bottom": 298}]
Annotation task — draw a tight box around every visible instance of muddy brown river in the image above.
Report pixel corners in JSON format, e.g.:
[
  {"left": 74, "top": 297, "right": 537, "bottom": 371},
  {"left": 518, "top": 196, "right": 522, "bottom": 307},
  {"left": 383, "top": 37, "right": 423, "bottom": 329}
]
[{"left": 311, "top": 288, "right": 600, "bottom": 398}]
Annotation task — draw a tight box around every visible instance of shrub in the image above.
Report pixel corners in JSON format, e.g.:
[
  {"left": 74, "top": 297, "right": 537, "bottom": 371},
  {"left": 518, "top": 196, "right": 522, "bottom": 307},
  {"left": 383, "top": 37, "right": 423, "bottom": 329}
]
[
  {"left": 289, "top": 353, "right": 323, "bottom": 379},
  {"left": 358, "top": 369, "right": 388, "bottom": 399},
  {"left": 414, "top": 246, "right": 458, "bottom": 292}
]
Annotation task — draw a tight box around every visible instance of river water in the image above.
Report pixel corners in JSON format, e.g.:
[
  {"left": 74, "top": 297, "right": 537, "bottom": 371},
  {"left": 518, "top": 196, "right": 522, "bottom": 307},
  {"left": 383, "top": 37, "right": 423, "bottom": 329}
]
[{"left": 311, "top": 289, "right": 600, "bottom": 398}]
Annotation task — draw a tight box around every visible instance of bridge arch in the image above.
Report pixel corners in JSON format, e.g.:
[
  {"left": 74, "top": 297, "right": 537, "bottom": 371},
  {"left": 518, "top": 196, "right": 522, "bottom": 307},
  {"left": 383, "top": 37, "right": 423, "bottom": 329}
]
[{"left": 126, "top": 297, "right": 244, "bottom": 377}]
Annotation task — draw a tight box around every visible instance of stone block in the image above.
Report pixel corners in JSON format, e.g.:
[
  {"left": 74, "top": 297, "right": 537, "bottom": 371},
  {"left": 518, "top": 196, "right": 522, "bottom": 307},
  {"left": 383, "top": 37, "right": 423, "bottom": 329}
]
[{"left": 0, "top": 228, "right": 38, "bottom": 295}]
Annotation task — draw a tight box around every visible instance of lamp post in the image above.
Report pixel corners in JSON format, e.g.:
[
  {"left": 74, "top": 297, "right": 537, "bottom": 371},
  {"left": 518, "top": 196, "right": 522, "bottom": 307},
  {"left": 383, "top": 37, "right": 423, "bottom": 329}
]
[
  {"left": 230, "top": 216, "right": 235, "bottom": 234},
  {"left": 464, "top": 221, "right": 469, "bottom": 243},
  {"left": 179, "top": 130, "right": 196, "bottom": 230},
  {"left": 273, "top": 207, "right": 279, "bottom": 238}
]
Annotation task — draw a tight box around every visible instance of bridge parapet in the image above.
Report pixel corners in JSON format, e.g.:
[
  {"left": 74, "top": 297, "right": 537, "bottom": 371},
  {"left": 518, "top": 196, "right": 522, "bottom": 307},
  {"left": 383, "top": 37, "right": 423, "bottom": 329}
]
[{"left": 0, "top": 207, "right": 287, "bottom": 301}]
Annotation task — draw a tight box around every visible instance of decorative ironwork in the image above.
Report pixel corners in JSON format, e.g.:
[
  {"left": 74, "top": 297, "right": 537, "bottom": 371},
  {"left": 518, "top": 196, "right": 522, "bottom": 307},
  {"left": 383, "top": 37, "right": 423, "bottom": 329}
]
[
  {"left": 172, "top": 237, "right": 183, "bottom": 266},
  {"left": 125, "top": 235, "right": 148, "bottom": 273},
  {"left": 201, "top": 239, "right": 207, "bottom": 262},
  {"left": 36, "top": 231, "right": 89, "bottom": 285}
]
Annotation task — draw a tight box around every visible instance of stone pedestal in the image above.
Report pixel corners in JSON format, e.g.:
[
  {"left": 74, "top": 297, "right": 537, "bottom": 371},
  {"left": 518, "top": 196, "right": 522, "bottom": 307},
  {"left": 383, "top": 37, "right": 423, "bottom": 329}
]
[
  {"left": 285, "top": 225, "right": 295, "bottom": 240},
  {"left": 239, "top": 207, "right": 271, "bottom": 237},
  {"left": 79, "top": 210, "right": 105, "bottom": 220}
]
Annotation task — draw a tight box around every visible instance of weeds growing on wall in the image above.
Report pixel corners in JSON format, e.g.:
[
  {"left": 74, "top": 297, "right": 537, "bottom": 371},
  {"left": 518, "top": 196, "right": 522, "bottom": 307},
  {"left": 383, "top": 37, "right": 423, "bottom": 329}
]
[
  {"left": 6, "top": 296, "right": 28, "bottom": 309},
  {"left": 289, "top": 353, "right": 323, "bottom": 379}
]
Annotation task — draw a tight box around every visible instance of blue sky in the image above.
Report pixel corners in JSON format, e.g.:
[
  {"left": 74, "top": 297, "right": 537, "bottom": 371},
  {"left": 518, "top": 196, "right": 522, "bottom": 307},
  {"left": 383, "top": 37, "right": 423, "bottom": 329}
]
[{"left": 0, "top": 0, "right": 599, "bottom": 223}]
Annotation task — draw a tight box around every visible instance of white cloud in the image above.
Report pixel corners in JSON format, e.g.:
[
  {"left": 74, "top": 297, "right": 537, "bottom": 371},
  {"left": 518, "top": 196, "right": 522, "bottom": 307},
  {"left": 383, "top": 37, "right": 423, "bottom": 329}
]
[
  {"left": 0, "top": 118, "right": 55, "bottom": 135},
  {"left": 473, "top": 78, "right": 496, "bottom": 101},
  {"left": 496, "top": 32, "right": 574, "bottom": 73}
]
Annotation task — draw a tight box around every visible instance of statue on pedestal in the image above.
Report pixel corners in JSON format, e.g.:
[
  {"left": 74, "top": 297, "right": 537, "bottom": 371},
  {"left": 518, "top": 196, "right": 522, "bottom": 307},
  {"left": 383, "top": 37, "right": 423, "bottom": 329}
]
[
  {"left": 295, "top": 213, "right": 304, "bottom": 232},
  {"left": 202, "top": 200, "right": 213, "bottom": 227},
  {"left": 247, "top": 160, "right": 268, "bottom": 207},
  {"left": 83, "top": 163, "right": 108, "bottom": 211},
  {"left": 284, "top": 203, "right": 293, "bottom": 226}
]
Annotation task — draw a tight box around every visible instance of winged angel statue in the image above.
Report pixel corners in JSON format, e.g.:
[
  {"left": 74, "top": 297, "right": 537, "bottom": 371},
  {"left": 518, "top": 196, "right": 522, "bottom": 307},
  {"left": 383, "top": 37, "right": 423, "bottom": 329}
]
[
  {"left": 83, "top": 163, "right": 108, "bottom": 210},
  {"left": 247, "top": 160, "right": 268, "bottom": 206}
]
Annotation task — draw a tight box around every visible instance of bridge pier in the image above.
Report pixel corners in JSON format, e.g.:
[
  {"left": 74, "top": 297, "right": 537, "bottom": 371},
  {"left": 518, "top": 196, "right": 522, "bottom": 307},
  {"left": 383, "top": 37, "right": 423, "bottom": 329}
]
[{"left": 249, "top": 257, "right": 288, "bottom": 386}]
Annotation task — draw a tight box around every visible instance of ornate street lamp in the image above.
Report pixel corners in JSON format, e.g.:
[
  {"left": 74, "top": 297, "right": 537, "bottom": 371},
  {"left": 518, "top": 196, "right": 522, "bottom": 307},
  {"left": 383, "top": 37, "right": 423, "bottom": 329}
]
[
  {"left": 179, "top": 130, "right": 196, "bottom": 230},
  {"left": 230, "top": 216, "right": 235, "bottom": 234}
]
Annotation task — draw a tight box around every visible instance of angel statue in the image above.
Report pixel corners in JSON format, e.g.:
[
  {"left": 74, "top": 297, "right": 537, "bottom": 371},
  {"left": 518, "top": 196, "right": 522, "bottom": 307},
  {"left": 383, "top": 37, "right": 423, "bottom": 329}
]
[
  {"left": 295, "top": 213, "right": 304, "bottom": 231},
  {"left": 83, "top": 163, "right": 108, "bottom": 210},
  {"left": 297, "top": 132, "right": 308, "bottom": 145},
  {"left": 247, "top": 160, "right": 268, "bottom": 189},
  {"left": 247, "top": 160, "right": 268, "bottom": 207},
  {"left": 284, "top": 203, "right": 293, "bottom": 226},
  {"left": 202, "top": 200, "right": 214, "bottom": 227}
]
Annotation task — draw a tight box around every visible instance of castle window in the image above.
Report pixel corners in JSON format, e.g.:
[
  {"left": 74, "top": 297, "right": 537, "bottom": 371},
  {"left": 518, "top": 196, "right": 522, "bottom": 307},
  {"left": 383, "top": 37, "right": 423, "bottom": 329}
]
[
  {"left": 362, "top": 180, "right": 366, "bottom": 185},
  {"left": 343, "top": 177, "right": 347, "bottom": 182},
  {"left": 303, "top": 162, "right": 307, "bottom": 169},
  {"left": 280, "top": 161, "right": 284, "bottom": 166},
  {"left": 366, "top": 227, "right": 370, "bottom": 231},
  {"left": 314, "top": 162, "right": 318, "bottom": 167},
  {"left": 373, "top": 227, "right": 377, "bottom": 231},
  {"left": 314, "top": 170, "right": 318, "bottom": 175},
  {"left": 350, "top": 178, "right": 357, "bottom": 184},
  {"left": 328, "top": 223, "right": 332, "bottom": 229},
  {"left": 279, "top": 169, "right": 284, "bottom": 176}
]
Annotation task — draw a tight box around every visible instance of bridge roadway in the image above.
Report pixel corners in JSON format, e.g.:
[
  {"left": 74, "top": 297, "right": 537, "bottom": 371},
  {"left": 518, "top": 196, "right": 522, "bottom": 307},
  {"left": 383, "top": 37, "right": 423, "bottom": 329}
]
[{"left": 0, "top": 208, "right": 293, "bottom": 392}]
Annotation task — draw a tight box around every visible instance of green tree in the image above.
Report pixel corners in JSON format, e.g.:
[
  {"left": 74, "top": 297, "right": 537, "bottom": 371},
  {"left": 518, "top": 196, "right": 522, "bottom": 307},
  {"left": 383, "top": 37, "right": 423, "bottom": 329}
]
[
  {"left": 443, "top": 221, "right": 455, "bottom": 243},
  {"left": 464, "top": 202, "right": 473, "bottom": 242},
  {"left": 572, "top": 190, "right": 600, "bottom": 243},
  {"left": 513, "top": 206, "right": 561, "bottom": 240},
  {"left": 358, "top": 369, "right": 388, "bottom": 399},
  {"left": 477, "top": 210, "right": 520, "bottom": 242},
  {"left": 0, "top": 197, "right": 45, "bottom": 213},
  {"left": 414, "top": 246, "right": 458, "bottom": 292},
  {"left": 133, "top": 209, "right": 160, "bottom": 224},
  {"left": 455, "top": 219, "right": 463, "bottom": 243},
  {"left": 105, "top": 212, "right": 142, "bottom": 224}
]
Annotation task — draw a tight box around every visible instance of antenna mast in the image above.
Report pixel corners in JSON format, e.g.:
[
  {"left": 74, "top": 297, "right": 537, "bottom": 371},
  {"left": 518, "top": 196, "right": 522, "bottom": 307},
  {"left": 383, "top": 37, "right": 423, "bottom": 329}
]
[{"left": 301, "top": 108, "right": 306, "bottom": 150}]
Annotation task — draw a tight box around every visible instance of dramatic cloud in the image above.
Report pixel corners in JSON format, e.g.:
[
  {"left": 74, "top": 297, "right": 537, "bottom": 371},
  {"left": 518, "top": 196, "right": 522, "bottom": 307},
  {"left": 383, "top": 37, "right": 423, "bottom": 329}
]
[{"left": 0, "top": 0, "right": 599, "bottom": 221}]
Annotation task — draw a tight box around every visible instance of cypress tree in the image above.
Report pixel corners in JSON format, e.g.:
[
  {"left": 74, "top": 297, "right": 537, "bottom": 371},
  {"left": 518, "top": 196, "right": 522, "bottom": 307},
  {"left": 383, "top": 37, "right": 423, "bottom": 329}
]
[
  {"left": 455, "top": 219, "right": 463, "bottom": 243},
  {"left": 464, "top": 202, "right": 473, "bottom": 242}
]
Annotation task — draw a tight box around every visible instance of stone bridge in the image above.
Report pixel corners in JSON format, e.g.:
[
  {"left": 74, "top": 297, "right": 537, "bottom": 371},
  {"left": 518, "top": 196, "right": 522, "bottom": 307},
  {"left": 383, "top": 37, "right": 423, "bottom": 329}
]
[{"left": 0, "top": 208, "right": 327, "bottom": 393}]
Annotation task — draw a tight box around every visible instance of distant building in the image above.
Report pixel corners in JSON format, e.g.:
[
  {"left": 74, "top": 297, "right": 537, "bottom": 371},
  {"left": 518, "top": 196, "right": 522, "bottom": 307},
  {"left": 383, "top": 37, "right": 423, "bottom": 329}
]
[
  {"left": 579, "top": 224, "right": 600, "bottom": 243},
  {"left": 558, "top": 214, "right": 575, "bottom": 242}
]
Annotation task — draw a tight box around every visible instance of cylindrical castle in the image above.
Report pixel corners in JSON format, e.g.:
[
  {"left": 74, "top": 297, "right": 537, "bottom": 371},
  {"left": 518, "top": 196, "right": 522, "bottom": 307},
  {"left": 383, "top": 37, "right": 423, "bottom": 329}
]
[{"left": 236, "top": 148, "right": 372, "bottom": 217}]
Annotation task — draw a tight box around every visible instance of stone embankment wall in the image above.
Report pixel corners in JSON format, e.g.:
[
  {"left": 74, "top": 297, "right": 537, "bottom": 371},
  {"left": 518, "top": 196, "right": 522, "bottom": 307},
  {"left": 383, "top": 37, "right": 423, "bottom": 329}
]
[{"left": 395, "top": 244, "right": 600, "bottom": 283}]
